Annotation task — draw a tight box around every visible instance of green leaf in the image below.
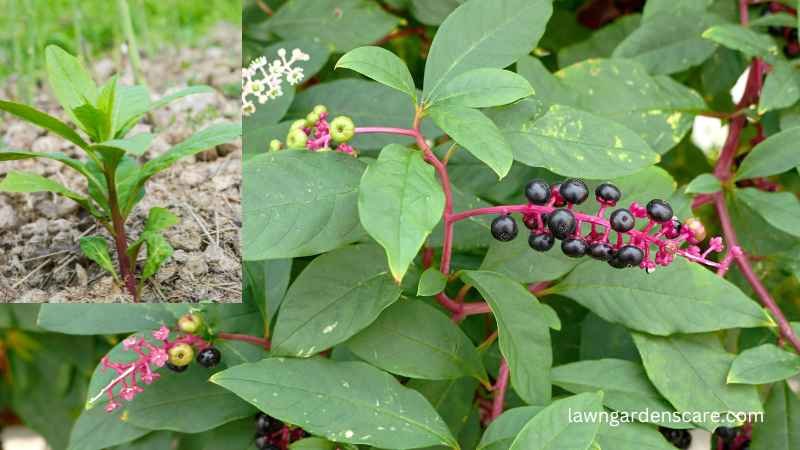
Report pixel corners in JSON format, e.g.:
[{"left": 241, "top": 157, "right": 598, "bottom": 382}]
[
  {"left": 358, "top": 145, "right": 445, "bottom": 281},
  {"left": 423, "top": 0, "right": 553, "bottom": 102},
  {"left": 750, "top": 382, "right": 800, "bottom": 450},
  {"left": 67, "top": 407, "right": 149, "bottom": 450},
  {"left": 736, "top": 188, "right": 800, "bottom": 238},
  {"left": 0, "top": 150, "right": 106, "bottom": 198},
  {"left": 632, "top": 333, "right": 764, "bottom": 430},
  {"left": 243, "top": 259, "right": 292, "bottom": 324},
  {"left": 411, "top": 0, "right": 462, "bottom": 25},
  {"left": 509, "top": 392, "right": 604, "bottom": 450},
  {"left": 407, "top": 377, "right": 479, "bottom": 441},
  {"left": 727, "top": 344, "right": 800, "bottom": 384},
  {"left": 643, "top": 0, "right": 712, "bottom": 18},
  {"left": 434, "top": 68, "right": 534, "bottom": 108},
  {"left": 685, "top": 173, "right": 722, "bottom": 194},
  {"left": 478, "top": 406, "right": 543, "bottom": 450},
  {"left": 461, "top": 270, "right": 560, "bottom": 405},
  {"left": 211, "top": 358, "right": 457, "bottom": 449},
  {"left": 501, "top": 104, "right": 659, "bottom": 178},
  {"left": 0, "top": 171, "right": 99, "bottom": 217},
  {"left": 736, "top": 127, "right": 800, "bottom": 179},
  {"left": 272, "top": 244, "right": 403, "bottom": 357},
  {"left": 759, "top": 61, "right": 800, "bottom": 114},
  {"left": 143, "top": 207, "right": 179, "bottom": 233},
  {"left": 551, "top": 258, "right": 772, "bottom": 335},
  {"left": 45, "top": 45, "right": 98, "bottom": 124},
  {"left": 750, "top": 12, "right": 798, "bottom": 28},
  {"left": 79, "top": 236, "right": 118, "bottom": 278},
  {"left": 702, "top": 25, "right": 781, "bottom": 60},
  {"left": 37, "top": 304, "right": 186, "bottom": 334},
  {"left": 0, "top": 100, "right": 89, "bottom": 149},
  {"left": 290, "top": 437, "right": 345, "bottom": 450},
  {"left": 242, "top": 150, "right": 365, "bottom": 260},
  {"left": 92, "top": 133, "right": 154, "bottom": 158},
  {"left": 141, "top": 232, "right": 174, "bottom": 282},
  {"left": 594, "top": 421, "right": 678, "bottom": 450},
  {"left": 346, "top": 300, "right": 488, "bottom": 382},
  {"left": 558, "top": 15, "right": 641, "bottom": 68},
  {"left": 418, "top": 267, "right": 448, "bottom": 296},
  {"left": 428, "top": 104, "right": 513, "bottom": 179},
  {"left": 336, "top": 46, "right": 417, "bottom": 102},
  {"left": 112, "top": 85, "right": 151, "bottom": 137}
]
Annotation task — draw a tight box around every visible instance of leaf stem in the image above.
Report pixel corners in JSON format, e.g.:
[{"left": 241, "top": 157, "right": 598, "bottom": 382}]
[{"left": 217, "top": 332, "right": 271, "bottom": 350}]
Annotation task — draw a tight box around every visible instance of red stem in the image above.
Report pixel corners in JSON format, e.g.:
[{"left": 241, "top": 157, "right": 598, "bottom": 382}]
[
  {"left": 490, "top": 359, "right": 509, "bottom": 421},
  {"left": 105, "top": 168, "right": 139, "bottom": 302},
  {"left": 217, "top": 332, "right": 271, "bottom": 350}
]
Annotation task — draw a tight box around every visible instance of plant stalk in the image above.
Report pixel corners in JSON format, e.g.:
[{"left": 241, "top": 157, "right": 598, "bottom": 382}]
[{"left": 105, "top": 168, "right": 139, "bottom": 301}]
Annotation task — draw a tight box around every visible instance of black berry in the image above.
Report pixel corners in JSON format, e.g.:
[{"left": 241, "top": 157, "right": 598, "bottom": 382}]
[
  {"left": 713, "top": 426, "right": 738, "bottom": 444},
  {"left": 547, "top": 208, "right": 577, "bottom": 240},
  {"left": 664, "top": 217, "right": 682, "bottom": 239},
  {"left": 561, "top": 238, "right": 587, "bottom": 257},
  {"left": 609, "top": 208, "right": 635, "bottom": 232},
  {"left": 659, "top": 427, "right": 692, "bottom": 449},
  {"left": 491, "top": 215, "right": 518, "bottom": 241},
  {"left": 196, "top": 347, "right": 222, "bottom": 368},
  {"left": 524, "top": 179, "right": 551, "bottom": 205},
  {"left": 646, "top": 199, "right": 673, "bottom": 223},
  {"left": 255, "top": 435, "right": 279, "bottom": 450},
  {"left": 256, "top": 412, "right": 283, "bottom": 434},
  {"left": 588, "top": 242, "right": 615, "bottom": 261},
  {"left": 595, "top": 182, "right": 621, "bottom": 205},
  {"left": 529, "top": 232, "right": 555, "bottom": 251},
  {"left": 166, "top": 362, "right": 187, "bottom": 373},
  {"left": 559, "top": 179, "right": 589, "bottom": 204},
  {"left": 609, "top": 245, "right": 644, "bottom": 268}
]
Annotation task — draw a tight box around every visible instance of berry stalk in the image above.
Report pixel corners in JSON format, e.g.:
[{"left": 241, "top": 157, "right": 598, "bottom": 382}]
[{"left": 489, "top": 359, "right": 509, "bottom": 421}]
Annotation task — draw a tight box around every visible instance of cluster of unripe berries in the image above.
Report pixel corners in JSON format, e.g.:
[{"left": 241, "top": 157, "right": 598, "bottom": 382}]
[
  {"left": 254, "top": 412, "right": 309, "bottom": 450},
  {"left": 490, "top": 178, "right": 708, "bottom": 270},
  {"left": 166, "top": 314, "right": 222, "bottom": 372},
  {"left": 269, "top": 104, "right": 357, "bottom": 156}
]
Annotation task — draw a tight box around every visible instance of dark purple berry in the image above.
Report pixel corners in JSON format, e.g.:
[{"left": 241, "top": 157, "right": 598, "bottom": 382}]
[
  {"left": 255, "top": 435, "right": 279, "bottom": 450},
  {"left": 609, "top": 245, "right": 644, "bottom": 268},
  {"left": 559, "top": 179, "right": 589, "bottom": 204},
  {"left": 609, "top": 208, "right": 635, "bottom": 232},
  {"left": 196, "top": 347, "right": 222, "bottom": 368},
  {"left": 529, "top": 232, "right": 555, "bottom": 251},
  {"left": 588, "top": 242, "right": 615, "bottom": 261},
  {"left": 547, "top": 208, "right": 577, "bottom": 240},
  {"left": 659, "top": 427, "right": 692, "bottom": 449},
  {"left": 595, "top": 182, "right": 621, "bottom": 205},
  {"left": 166, "top": 362, "right": 187, "bottom": 373},
  {"left": 664, "top": 217, "right": 682, "bottom": 239},
  {"left": 491, "top": 215, "right": 518, "bottom": 241},
  {"left": 646, "top": 199, "right": 673, "bottom": 223},
  {"left": 561, "top": 237, "right": 587, "bottom": 257},
  {"left": 713, "top": 426, "right": 738, "bottom": 444},
  {"left": 524, "top": 179, "right": 551, "bottom": 205},
  {"left": 256, "top": 412, "right": 283, "bottom": 434}
]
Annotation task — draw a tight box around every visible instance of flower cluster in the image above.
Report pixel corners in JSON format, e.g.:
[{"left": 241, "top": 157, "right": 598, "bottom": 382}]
[
  {"left": 268, "top": 105, "right": 358, "bottom": 156},
  {"left": 242, "top": 48, "right": 310, "bottom": 116}
]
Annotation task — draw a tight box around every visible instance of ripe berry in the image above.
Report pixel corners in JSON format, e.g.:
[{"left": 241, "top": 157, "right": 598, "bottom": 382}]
[
  {"left": 559, "top": 179, "right": 589, "bottom": 204},
  {"left": 529, "top": 232, "right": 555, "bottom": 251},
  {"left": 491, "top": 215, "right": 518, "bottom": 242},
  {"left": 547, "top": 208, "right": 577, "bottom": 240},
  {"left": 713, "top": 426, "right": 738, "bottom": 443},
  {"left": 168, "top": 343, "right": 194, "bottom": 367},
  {"left": 646, "top": 199, "right": 673, "bottom": 223},
  {"left": 255, "top": 435, "right": 279, "bottom": 450},
  {"left": 256, "top": 412, "right": 283, "bottom": 434},
  {"left": 659, "top": 427, "right": 692, "bottom": 449},
  {"left": 286, "top": 128, "right": 308, "bottom": 149},
  {"left": 177, "top": 313, "right": 203, "bottom": 334},
  {"left": 196, "top": 347, "right": 222, "bottom": 368},
  {"left": 588, "top": 242, "right": 615, "bottom": 261},
  {"left": 664, "top": 217, "right": 682, "bottom": 239},
  {"left": 595, "top": 182, "right": 621, "bottom": 205},
  {"left": 166, "top": 362, "right": 188, "bottom": 373},
  {"left": 684, "top": 217, "right": 706, "bottom": 241},
  {"left": 524, "top": 179, "right": 551, "bottom": 205},
  {"left": 609, "top": 245, "right": 644, "bottom": 268},
  {"left": 330, "top": 116, "right": 356, "bottom": 142},
  {"left": 561, "top": 238, "right": 587, "bottom": 257},
  {"left": 609, "top": 208, "right": 635, "bottom": 232}
]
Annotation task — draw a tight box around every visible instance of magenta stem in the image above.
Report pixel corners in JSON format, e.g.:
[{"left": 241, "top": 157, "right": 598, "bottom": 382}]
[
  {"left": 490, "top": 359, "right": 509, "bottom": 421},
  {"left": 354, "top": 126, "right": 418, "bottom": 137}
]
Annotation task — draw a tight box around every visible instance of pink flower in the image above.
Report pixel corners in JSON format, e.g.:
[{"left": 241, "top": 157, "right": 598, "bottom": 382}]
[
  {"left": 150, "top": 348, "right": 169, "bottom": 367},
  {"left": 123, "top": 336, "right": 139, "bottom": 349},
  {"left": 105, "top": 400, "right": 121, "bottom": 412},
  {"left": 153, "top": 326, "right": 170, "bottom": 341},
  {"left": 120, "top": 386, "right": 138, "bottom": 401},
  {"left": 709, "top": 236, "right": 724, "bottom": 252},
  {"left": 142, "top": 371, "right": 160, "bottom": 385}
]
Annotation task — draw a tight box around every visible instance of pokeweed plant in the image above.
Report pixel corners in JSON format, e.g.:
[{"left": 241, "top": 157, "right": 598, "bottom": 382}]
[{"left": 0, "top": 45, "right": 241, "bottom": 302}]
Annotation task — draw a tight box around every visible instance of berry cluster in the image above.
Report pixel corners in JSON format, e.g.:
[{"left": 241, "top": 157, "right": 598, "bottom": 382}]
[
  {"left": 762, "top": 2, "right": 800, "bottom": 57},
  {"left": 269, "top": 105, "right": 358, "bottom": 156},
  {"left": 489, "top": 178, "right": 731, "bottom": 272},
  {"left": 659, "top": 427, "right": 692, "bottom": 449},
  {"left": 714, "top": 426, "right": 751, "bottom": 450},
  {"left": 254, "top": 412, "right": 309, "bottom": 450}
]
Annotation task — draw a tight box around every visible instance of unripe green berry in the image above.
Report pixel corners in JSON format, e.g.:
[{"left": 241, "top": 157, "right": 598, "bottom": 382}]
[
  {"left": 168, "top": 343, "right": 195, "bottom": 367},
  {"left": 306, "top": 112, "right": 320, "bottom": 126},
  {"left": 286, "top": 129, "right": 308, "bottom": 149},
  {"left": 290, "top": 119, "right": 307, "bottom": 131},
  {"left": 177, "top": 313, "right": 203, "bottom": 334},
  {"left": 330, "top": 116, "right": 356, "bottom": 143},
  {"left": 269, "top": 139, "right": 283, "bottom": 152},
  {"left": 312, "top": 104, "right": 327, "bottom": 115}
]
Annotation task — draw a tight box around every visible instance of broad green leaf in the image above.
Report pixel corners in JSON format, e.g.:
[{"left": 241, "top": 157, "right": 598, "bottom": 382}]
[
  {"left": 551, "top": 258, "right": 772, "bottom": 335},
  {"left": 558, "top": 15, "right": 642, "bottom": 68},
  {"left": 643, "top": 0, "right": 712, "bottom": 18},
  {"left": 418, "top": 267, "right": 448, "bottom": 296},
  {"left": 272, "top": 244, "right": 403, "bottom": 357},
  {"left": 736, "top": 188, "right": 800, "bottom": 238},
  {"left": 750, "top": 12, "right": 797, "bottom": 28},
  {"left": 736, "top": 127, "right": 800, "bottom": 179},
  {"left": 411, "top": 0, "right": 462, "bottom": 25},
  {"left": 143, "top": 207, "right": 179, "bottom": 234},
  {"left": 95, "top": 76, "right": 118, "bottom": 141},
  {"left": 750, "top": 382, "right": 800, "bottom": 450},
  {"left": 580, "top": 313, "right": 641, "bottom": 363},
  {"left": 727, "top": 344, "right": 800, "bottom": 384},
  {"left": 37, "top": 304, "right": 186, "bottom": 334},
  {"left": 0, "top": 150, "right": 105, "bottom": 197},
  {"left": 174, "top": 418, "right": 256, "bottom": 450},
  {"left": 702, "top": 25, "right": 781, "bottom": 60},
  {"left": 632, "top": 333, "right": 764, "bottom": 430},
  {"left": 423, "top": 0, "right": 553, "bottom": 102},
  {"left": 79, "top": 236, "right": 118, "bottom": 278},
  {"left": 45, "top": 45, "right": 98, "bottom": 124},
  {"left": 243, "top": 259, "right": 292, "bottom": 324},
  {"left": 141, "top": 232, "right": 174, "bottom": 281},
  {"left": 685, "top": 173, "right": 721, "bottom": 194},
  {"left": 113, "top": 85, "right": 151, "bottom": 137},
  {"left": 346, "top": 300, "right": 488, "bottom": 382},
  {"left": 290, "top": 437, "right": 343, "bottom": 450},
  {"left": 358, "top": 145, "right": 445, "bottom": 281},
  {"left": 407, "top": 377, "right": 479, "bottom": 441},
  {"left": 211, "top": 358, "right": 457, "bottom": 449},
  {"left": 478, "top": 406, "right": 543, "bottom": 450},
  {"left": 0, "top": 171, "right": 99, "bottom": 217},
  {"left": 613, "top": 12, "right": 721, "bottom": 75},
  {"left": 0, "top": 100, "right": 89, "bottom": 149},
  {"left": 113, "top": 432, "right": 173, "bottom": 450},
  {"left": 428, "top": 104, "right": 513, "bottom": 179},
  {"left": 67, "top": 407, "right": 149, "bottom": 450},
  {"left": 336, "top": 46, "right": 417, "bottom": 102},
  {"left": 461, "top": 270, "right": 560, "bottom": 405},
  {"left": 502, "top": 104, "right": 659, "bottom": 178},
  {"left": 73, "top": 101, "right": 107, "bottom": 141},
  {"left": 434, "top": 68, "right": 534, "bottom": 108},
  {"left": 759, "top": 61, "right": 800, "bottom": 114},
  {"left": 509, "top": 392, "right": 604, "bottom": 450},
  {"left": 243, "top": 150, "right": 365, "bottom": 260},
  {"left": 516, "top": 57, "right": 577, "bottom": 109},
  {"left": 594, "top": 422, "right": 678, "bottom": 450}
]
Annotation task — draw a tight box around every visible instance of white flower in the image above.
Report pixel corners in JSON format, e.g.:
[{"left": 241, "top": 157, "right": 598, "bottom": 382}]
[{"left": 242, "top": 48, "right": 311, "bottom": 117}]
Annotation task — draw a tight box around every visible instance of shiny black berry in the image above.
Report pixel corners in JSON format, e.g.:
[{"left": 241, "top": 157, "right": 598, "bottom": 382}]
[
  {"left": 491, "top": 215, "right": 518, "bottom": 242},
  {"left": 529, "top": 232, "right": 555, "bottom": 251},
  {"left": 166, "top": 362, "right": 188, "bottom": 373},
  {"left": 196, "top": 347, "right": 222, "bottom": 368},
  {"left": 588, "top": 242, "right": 615, "bottom": 261},
  {"left": 595, "top": 182, "right": 621, "bottom": 205},
  {"left": 256, "top": 412, "right": 282, "bottom": 434},
  {"left": 659, "top": 427, "right": 692, "bottom": 449},
  {"left": 664, "top": 217, "right": 682, "bottom": 239},
  {"left": 255, "top": 435, "right": 279, "bottom": 450},
  {"left": 561, "top": 238, "right": 587, "bottom": 257},
  {"left": 524, "top": 179, "right": 551, "bottom": 205},
  {"left": 609, "top": 208, "right": 635, "bottom": 232},
  {"left": 713, "top": 426, "right": 739, "bottom": 444},
  {"left": 547, "top": 208, "right": 577, "bottom": 240},
  {"left": 609, "top": 245, "right": 644, "bottom": 268},
  {"left": 559, "top": 179, "right": 589, "bottom": 204},
  {"left": 646, "top": 199, "right": 673, "bottom": 223}
]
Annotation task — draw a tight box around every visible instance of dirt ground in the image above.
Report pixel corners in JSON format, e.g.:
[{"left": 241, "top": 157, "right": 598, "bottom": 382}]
[{"left": 0, "top": 23, "right": 242, "bottom": 303}]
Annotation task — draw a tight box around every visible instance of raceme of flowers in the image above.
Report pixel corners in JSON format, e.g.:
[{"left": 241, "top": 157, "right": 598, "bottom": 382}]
[{"left": 242, "top": 47, "right": 310, "bottom": 116}]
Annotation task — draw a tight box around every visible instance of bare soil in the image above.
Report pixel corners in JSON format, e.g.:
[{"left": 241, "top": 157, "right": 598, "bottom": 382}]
[{"left": 0, "top": 23, "right": 242, "bottom": 303}]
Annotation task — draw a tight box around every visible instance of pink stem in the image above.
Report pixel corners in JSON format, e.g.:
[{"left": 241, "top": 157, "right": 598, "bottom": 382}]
[
  {"left": 218, "top": 332, "right": 271, "bottom": 350},
  {"left": 354, "top": 126, "right": 418, "bottom": 137},
  {"left": 490, "top": 359, "right": 509, "bottom": 421}
]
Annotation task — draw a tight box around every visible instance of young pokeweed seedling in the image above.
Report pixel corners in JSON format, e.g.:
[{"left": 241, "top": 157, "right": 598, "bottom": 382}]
[{"left": 0, "top": 45, "right": 241, "bottom": 301}]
